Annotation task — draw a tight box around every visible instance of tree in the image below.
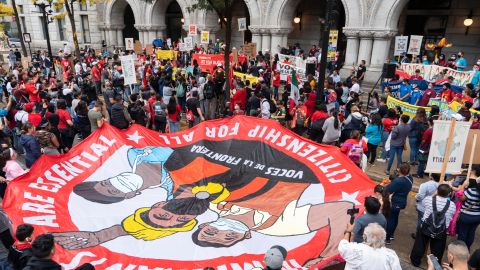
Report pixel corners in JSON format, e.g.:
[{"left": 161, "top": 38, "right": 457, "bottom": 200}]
[
  {"left": 189, "top": 0, "right": 236, "bottom": 97},
  {"left": 52, "top": 0, "right": 81, "bottom": 56},
  {"left": 0, "top": 2, "right": 27, "bottom": 56}
]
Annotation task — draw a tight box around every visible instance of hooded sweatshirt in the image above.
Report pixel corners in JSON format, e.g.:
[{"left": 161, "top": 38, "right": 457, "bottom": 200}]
[
  {"left": 343, "top": 112, "right": 365, "bottom": 131},
  {"left": 22, "top": 257, "right": 61, "bottom": 270},
  {"left": 19, "top": 134, "right": 41, "bottom": 168},
  {"left": 110, "top": 103, "right": 131, "bottom": 129}
]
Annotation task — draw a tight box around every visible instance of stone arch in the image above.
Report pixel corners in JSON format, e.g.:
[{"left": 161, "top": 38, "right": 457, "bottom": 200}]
[
  {"left": 105, "top": 0, "right": 140, "bottom": 27},
  {"left": 147, "top": 0, "right": 189, "bottom": 27}
]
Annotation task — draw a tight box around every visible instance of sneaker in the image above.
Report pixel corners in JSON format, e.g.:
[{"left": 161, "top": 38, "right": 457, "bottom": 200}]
[
  {"left": 385, "top": 239, "right": 392, "bottom": 245},
  {"left": 376, "top": 158, "right": 386, "bottom": 163},
  {"left": 384, "top": 170, "right": 390, "bottom": 175},
  {"left": 391, "top": 236, "right": 395, "bottom": 240}
]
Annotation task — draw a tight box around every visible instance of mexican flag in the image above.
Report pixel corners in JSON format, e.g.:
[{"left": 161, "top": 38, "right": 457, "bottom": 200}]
[{"left": 290, "top": 69, "right": 300, "bottom": 104}]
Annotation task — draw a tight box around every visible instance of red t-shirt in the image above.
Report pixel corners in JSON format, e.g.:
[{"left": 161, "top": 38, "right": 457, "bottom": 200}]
[
  {"left": 28, "top": 113, "right": 42, "bottom": 127},
  {"left": 61, "top": 59, "right": 70, "bottom": 70},
  {"left": 273, "top": 74, "right": 281, "bottom": 87},
  {"left": 382, "top": 117, "right": 398, "bottom": 132},
  {"left": 440, "top": 89, "right": 454, "bottom": 102},
  {"left": 168, "top": 105, "right": 181, "bottom": 122},
  {"left": 57, "top": 109, "right": 71, "bottom": 129},
  {"left": 25, "top": 83, "right": 40, "bottom": 103},
  {"left": 92, "top": 66, "right": 101, "bottom": 82},
  {"left": 310, "top": 111, "right": 329, "bottom": 122}
]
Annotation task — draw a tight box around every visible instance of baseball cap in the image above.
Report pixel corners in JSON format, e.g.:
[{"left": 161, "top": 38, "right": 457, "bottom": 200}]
[{"left": 264, "top": 245, "right": 287, "bottom": 269}]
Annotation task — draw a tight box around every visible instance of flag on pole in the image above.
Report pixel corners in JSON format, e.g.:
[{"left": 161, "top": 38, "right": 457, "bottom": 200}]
[{"left": 290, "top": 69, "right": 300, "bottom": 104}]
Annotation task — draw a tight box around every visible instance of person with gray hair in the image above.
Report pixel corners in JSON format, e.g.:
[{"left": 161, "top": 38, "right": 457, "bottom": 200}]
[
  {"left": 339, "top": 222, "right": 401, "bottom": 270},
  {"left": 427, "top": 240, "right": 469, "bottom": 270}
]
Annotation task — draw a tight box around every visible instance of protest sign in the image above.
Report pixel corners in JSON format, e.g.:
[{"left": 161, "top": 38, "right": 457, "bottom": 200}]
[
  {"left": 407, "top": 35, "right": 423, "bottom": 55},
  {"left": 178, "top": 42, "right": 185, "bottom": 52},
  {"left": 463, "top": 130, "right": 480, "bottom": 164},
  {"left": 232, "top": 47, "right": 238, "bottom": 64},
  {"left": 401, "top": 63, "right": 474, "bottom": 87},
  {"left": 125, "top": 38, "right": 134, "bottom": 50},
  {"left": 394, "top": 36, "right": 408, "bottom": 56},
  {"left": 183, "top": 36, "right": 194, "bottom": 51},
  {"left": 200, "top": 31, "right": 209, "bottom": 44},
  {"left": 156, "top": 50, "right": 175, "bottom": 60},
  {"left": 233, "top": 71, "right": 258, "bottom": 84},
  {"left": 134, "top": 40, "right": 142, "bottom": 54},
  {"left": 120, "top": 54, "right": 136, "bottom": 85},
  {"left": 192, "top": 54, "right": 248, "bottom": 72},
  {"left": 278, "top": 53, "right": 307, "bottom": 70},
  {"left": 166, "top": 38, "right": 172, "bottom": 48},
  {"left": 327, "top": 30, "right": 338, "bottom": 60},
  {"left": 238, "top": 17, "right": 247, "bottom": 31},
  {"left": 188, "top": 24, "right": 197, "bottom": 35},
  {"left": 145, "top": 44, "right": 153, "bottom": 56},
  {"left": 277, "top": 62, "right": 317, "bottom": 82},
  {"left": 243, "top": 43, "right": 257, "bottom": 58},
  {"left": 3, "top": 117, "right": 374, "bottom": 270},
  {"left": 426, "top": 120, "right": 472, "bottom": 174},
  {"left": 386, "top": 96, "right": 431, "bottom": 117}
]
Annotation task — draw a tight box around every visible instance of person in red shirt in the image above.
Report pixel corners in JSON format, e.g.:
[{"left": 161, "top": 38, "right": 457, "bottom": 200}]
[
  {"left": 61, "top": 56, "right": 70, "bottom": 71},
  {"left": 340, "top": 130, "right": 368, "bottom": 167},
  {"left": 378, "top": 108, "right": 399, "bottom": 162},
  {"left": 24, "top": 78, "right": 40, "bottom": 104},
  {"left": 416, "top": 116, "right": 435, "bottom": 177},
  {"left": 229, "top": 84, "right": 247, "bottom": 112},
  {"left": 272, "top": 71, "right": 281, "bottom": 100},
  {"left": 460, "top": 89, "right": 474, "bottom": 104},
  {"left": 24, "top": 102, "right": 42, "bottom": 127},
  {"left": 148, "top": 90, "right": 157, "bottom": 126},
  {"left": 440, "top": 83, "right": 454, "bottom": 102},
  {"left": 410, "top": 69, "right": 423, "bottom": 80},
  {"left": 309, "top": 103, "right": 329, "bottom": 143},
  {"left": 91, "top": 62, "right": 102, "bottom": 94},
  {"left": 56, "top": 99, "right": 74, "bottom": 150}
]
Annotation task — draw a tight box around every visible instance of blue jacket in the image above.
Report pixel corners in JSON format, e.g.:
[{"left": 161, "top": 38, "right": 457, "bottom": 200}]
[
  {"left": 365, "top": 124, "right": 383, "bottom": 145},
  {"left": 20, "top": 134, "right": 41, "bottom": 168},
  {"left": 386, "top": 175, "right": 413, "bottom": 209},
  {"left": 399, "top": 84, "right": 412, "bottom": 103}
]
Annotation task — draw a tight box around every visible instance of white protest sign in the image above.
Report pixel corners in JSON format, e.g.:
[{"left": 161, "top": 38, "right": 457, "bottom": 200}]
[
  {"left": 394, "top": 36, "right": 409, "bottom": 56},
  {"left": 120, "top": 55, "right": 137, "bottom": 85},
  {"left": 426, "top": 120, "right": 472, "bottom": 174},
  {"left": 183, "top": 36, "right": 194, "bottom": 51},
  {"left": 407, "top": 35, "right": 423, "bottom": 55},
  {"left": 178, "top": 42, "right": 185, "bottom": 52},
  {"left": 125, "top": 38, "right": 134, "bottom": 50},
  {"left": 166, "top": 38, "right": 172, "bottom": 48},
  {"left": 278, "top": 53, "right": 307, "bottom": 70},
  {"left": 276, "top": 62, "right": 317, "bottom": 82},
  {"left": 238, "top": 18, "right": 247, "bottom": 31}
]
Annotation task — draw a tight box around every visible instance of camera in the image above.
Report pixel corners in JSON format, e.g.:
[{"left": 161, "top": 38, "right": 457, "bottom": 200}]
[{"left": 347, "top": 206, "right": 359, "bottom": 224}]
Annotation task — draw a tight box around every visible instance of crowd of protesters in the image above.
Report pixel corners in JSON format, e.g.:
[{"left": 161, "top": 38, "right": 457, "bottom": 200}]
[{"left": 0, "top": 37, "right": 476, "bottom": 269}]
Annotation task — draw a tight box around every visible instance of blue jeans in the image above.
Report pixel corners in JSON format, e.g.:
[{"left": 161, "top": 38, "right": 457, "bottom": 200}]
[
  {"left": 409, "top": 136, "right": 419, "bottom": 163},
  {"left": 457, "top": 212, "right": 480, "bottom": 249},
  {"left": 0, "top": 258, "right": 13, "bottom": 270},
  {"left": 387, "top": 145, "right": 403, "bottom": 172},
  {"left": 381, "top": 131, "right": 390, "bottom": 159},
  {"left": 168, "top": 120, "right": 179, "bottom": 133},
  {"left": 387, "top": 205, "right": 402, "bottom": 240},
  {"left": 417, "top": 160, "right": 427, "bottom": 177}
]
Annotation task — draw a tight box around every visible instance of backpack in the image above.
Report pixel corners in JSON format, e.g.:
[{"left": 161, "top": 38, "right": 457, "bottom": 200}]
[
  {"left": 311, "top": 117, "right": 326, "bottom": 131},
  {"left": 153, "top": 103, "right": 167, "bottom": 123},
  {"left": 175, "top": 83, "right": 185, "bottom": 98},
  {"left": 421, "top": 196, "right": 450, "bottom": 239},
  {"left": 204, "top": 83, "right": 215, "bottom": 99},
  {"left": 263, "top": 99, "right": 277, "bottom": 114},
  {"left": 343, "top": 143, "right": 364, "bottom": 165},
  {"left": 296, "top": 109, "right": 306, "bottom": 128}
]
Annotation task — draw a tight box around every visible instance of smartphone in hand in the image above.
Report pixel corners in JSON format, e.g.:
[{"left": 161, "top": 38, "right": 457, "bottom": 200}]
[{"left": 428, "top": 255, "right": 442, "bottom": 270}]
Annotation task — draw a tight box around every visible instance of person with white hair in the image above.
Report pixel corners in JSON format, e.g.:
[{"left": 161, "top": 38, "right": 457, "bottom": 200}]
[{"left": 339, "top": 222, "right": 401, "bottom": 270}]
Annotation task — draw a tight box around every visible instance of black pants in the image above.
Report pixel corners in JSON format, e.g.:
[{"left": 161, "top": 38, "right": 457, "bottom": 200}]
[
  {"left": 366, "top": 143, "right": 378, "bottom": 164},
  {"left": 154, "top": 120, "right": 166, "bottom": 133},
  {"left": 410, "top": 229, "right": 446, "bottom": 267},
  {"left": 0, "top": 229, "right": 14, "bottom": 249}
]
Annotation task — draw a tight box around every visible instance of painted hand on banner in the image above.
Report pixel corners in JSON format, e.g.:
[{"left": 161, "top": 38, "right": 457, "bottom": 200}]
[{"left": 52, "top": 231, "right": 100, "bottom": 250}]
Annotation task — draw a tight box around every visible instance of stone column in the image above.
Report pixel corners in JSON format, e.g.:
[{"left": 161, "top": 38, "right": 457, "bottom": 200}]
[
  {"left": 249, "top": 26, "right": 262, "bottom": 51},
  {"left": 260, "top": 29, "right": 271, "bottom": 52},
  {"left": 115, "top": 25, "right": 124, "bottom": 46},
  {"left": 343, "top": 29, "right": 360, "bottom": 66},
  {"left": 107, "top": 26, "right": 116, "bottom": 48},
  {"left": 357, "top": 31, "right": 374, "bottom": 66},
  {"left": 270, "top": 28, "right": 291, "bottom": 54},
  {"left": 370, "top": 31, "right": 396, "bottom": 69}
]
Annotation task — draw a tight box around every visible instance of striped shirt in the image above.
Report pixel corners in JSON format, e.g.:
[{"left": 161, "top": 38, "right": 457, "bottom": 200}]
[
  {"left": 461, "top": 188, "right": 480, "bottom": 215},
  {"left": 422, "top": 196, "right": 456, "bottom": 228}
]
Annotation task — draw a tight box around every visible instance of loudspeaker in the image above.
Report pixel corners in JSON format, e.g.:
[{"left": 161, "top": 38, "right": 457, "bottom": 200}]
[
  {"left": 382, "top": 63, "right": 396, "bottom": 79},
  {"left": 306, "top": 63, "right": 316, "bottom": 76}
]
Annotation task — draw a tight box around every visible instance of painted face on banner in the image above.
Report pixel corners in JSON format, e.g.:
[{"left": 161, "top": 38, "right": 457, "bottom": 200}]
[{"left": 4, "top": 117, "right": 374, "bottom": 269}]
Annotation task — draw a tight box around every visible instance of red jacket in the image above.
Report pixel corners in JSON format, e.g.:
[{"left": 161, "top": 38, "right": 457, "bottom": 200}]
[{"left": 230, "top": 89, "right": 247, "bottom": 111}]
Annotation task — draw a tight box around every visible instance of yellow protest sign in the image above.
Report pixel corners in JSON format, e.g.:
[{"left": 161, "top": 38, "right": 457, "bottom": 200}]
[
  {"left": 233, "top": 71, "right": 259, "bottom": 85},
  {"left": 156, "top": 50, "right": 175, "bottom": 60},
  {"left": 386, "top": 96, "right": 431, "bottom": 117},
  {"left": 201, "top": 31, "right": 209, "bottom": 44}
]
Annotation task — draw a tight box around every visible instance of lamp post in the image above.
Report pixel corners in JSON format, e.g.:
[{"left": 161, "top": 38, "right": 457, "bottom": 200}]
[
  {"left": 34, "top": 0, "right": 54, "bottom": 67},
  {"left": 316, "top": 0, "right": 338, "bottom": 103}
]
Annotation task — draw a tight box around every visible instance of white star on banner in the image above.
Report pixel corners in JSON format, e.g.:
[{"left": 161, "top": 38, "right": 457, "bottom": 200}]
[
  {"left": 126, "top": 131, "right": 144, "bottom": 144},
  {"left": 341, "top": 191, "right": 361, "bottom": 205}
]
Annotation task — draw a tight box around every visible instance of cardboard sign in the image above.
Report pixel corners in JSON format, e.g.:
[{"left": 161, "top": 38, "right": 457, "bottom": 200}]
[
  {"left": 463, "top": 130, "right": 480, "bottom": 165},
  {"left": 188, "top": 24, "right": 197, "bottom": 36},
  {"left": 232, "top": 48, "right": 238, "bottom": 64},
  {"left": 134, "top": 40, "right": 142, "bottom": 54},
  {"left": 200, "top": 31, "right": 209, "bottom": 44},
  {"left": 407, "top": 35, "right": 423, "bottom": 55},
  {"left": 145, "top": 44, "right": 154, "bottom": 56},
  {"left": 243, "top": 43, "right": 257, "bottom": 58}
]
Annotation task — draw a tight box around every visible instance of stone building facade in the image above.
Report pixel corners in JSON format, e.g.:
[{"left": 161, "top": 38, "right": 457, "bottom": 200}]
[{"left": 16, "top": 0, "right": 480, "bottom": 82}]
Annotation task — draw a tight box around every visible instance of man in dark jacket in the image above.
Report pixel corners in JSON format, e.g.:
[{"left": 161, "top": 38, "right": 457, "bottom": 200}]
[
  {"left": 23, "top": 234, "right": 61, "bottom": 270},
  {"left": 8, "top": 224, "right": 34, "bottom": 270},
  {"left": 109, "top": 95, "right": 131, "bottom": 129}
]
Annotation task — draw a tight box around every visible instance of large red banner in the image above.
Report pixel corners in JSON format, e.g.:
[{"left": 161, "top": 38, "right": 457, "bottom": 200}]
[
  {"left": 3, "top": 116, "right": 375, "bottom": 269},
  {"left": 192, "top": 54, "right": 247, "bottom": 72}
]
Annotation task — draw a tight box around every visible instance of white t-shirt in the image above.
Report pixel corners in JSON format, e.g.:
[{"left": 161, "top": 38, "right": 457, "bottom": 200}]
[
  {"left": 350, "top": 83, "right": 360, "bottom": 94},
  {"left": 338, "top": 240, "right": 402, "bottom": 270}
]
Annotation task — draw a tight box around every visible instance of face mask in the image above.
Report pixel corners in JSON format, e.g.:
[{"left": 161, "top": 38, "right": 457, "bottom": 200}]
[
  {"left": 477, "top": 61, "right": 480, "bottom": 65},
  {"left": 440, "top": 56, "right": 444, "bottom": 59},
  {"left": 210, "top": 218, "right": 250, "bottom": 233},
  {"left": 109, "top": 172, "right": 144, "bottom": 193}
]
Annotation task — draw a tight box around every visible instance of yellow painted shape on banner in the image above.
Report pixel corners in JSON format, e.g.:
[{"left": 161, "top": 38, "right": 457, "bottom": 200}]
[
  {"left": 450, "top": 101, "right": 463, "bottom": 112},
  {"left": 386, "top": 96, "right": 431, "bottom": 117},
  {"left": 156, "top": 50, "right": 175, "bottom": 60},
  {"left": 233, "top": 71, "right": 259, "bottom": 85}
]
